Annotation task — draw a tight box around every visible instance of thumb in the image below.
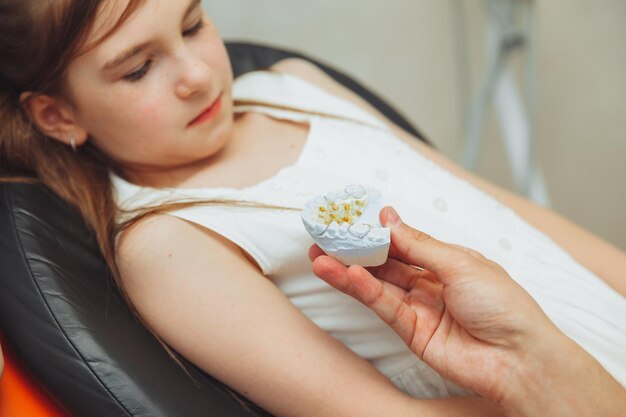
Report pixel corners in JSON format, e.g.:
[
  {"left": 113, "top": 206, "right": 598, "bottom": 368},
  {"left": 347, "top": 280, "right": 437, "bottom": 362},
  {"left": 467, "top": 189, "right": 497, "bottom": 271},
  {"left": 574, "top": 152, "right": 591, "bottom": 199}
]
[{"left": 380, "top": 206, "right": 469, "bottom": 285}]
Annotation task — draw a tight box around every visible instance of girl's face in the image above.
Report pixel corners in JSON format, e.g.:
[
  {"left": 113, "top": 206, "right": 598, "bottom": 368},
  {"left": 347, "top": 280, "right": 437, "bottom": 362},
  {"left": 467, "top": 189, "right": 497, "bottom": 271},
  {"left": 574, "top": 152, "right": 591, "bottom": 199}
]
[{"left": 66, "top": 0, "right": 234, "bottom": 181}]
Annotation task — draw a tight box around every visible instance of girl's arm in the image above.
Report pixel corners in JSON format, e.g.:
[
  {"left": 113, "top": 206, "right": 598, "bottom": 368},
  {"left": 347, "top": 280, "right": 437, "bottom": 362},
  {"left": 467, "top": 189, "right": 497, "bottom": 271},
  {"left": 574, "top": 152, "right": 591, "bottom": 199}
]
[
  {"left": 271, "top": 58, "right": 626, "bottom": 297},
  {"left": 116, "top": 214, "right": 503, "bottom": 417}
]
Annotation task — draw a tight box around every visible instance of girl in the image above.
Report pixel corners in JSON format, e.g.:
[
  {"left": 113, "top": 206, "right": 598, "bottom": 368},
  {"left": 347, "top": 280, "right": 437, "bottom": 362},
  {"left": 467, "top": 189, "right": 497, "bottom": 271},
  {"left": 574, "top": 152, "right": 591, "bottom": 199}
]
[{"left": 1, "top": 1, "right": 624, "bottom": 416}]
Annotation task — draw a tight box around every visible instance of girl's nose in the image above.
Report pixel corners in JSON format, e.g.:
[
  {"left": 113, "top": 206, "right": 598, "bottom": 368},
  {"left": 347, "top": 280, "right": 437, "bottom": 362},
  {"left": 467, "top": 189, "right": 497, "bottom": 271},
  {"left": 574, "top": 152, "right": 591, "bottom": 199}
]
[{"left": 174, "top": 52, "right": 211, "bottom": 99}]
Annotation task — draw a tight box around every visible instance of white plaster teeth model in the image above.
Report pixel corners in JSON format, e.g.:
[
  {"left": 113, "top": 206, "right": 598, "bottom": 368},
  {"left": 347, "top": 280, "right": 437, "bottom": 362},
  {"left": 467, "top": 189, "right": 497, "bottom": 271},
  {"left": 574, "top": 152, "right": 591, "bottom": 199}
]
[{"left": 301, "top": 185, "right": 390, "bottom": 267}]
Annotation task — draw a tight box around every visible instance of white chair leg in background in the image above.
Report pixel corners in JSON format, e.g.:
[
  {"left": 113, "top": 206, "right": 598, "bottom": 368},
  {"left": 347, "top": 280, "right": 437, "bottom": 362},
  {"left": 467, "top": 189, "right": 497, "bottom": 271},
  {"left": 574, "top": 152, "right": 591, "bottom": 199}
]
[{"left": 453, "top": 0, "right": 549, "bottom": 206}]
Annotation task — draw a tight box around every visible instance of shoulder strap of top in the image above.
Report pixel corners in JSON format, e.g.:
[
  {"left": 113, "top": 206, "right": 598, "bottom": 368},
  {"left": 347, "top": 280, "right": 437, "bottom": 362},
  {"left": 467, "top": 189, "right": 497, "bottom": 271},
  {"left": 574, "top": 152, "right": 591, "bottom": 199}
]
[{"left": 232, "top": 70, "right": 388, "bottom": 130}]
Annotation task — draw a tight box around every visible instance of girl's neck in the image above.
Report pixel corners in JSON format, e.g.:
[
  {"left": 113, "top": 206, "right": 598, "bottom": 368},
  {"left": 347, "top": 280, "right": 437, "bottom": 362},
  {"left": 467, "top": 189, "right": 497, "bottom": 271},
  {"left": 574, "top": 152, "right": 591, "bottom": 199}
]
[{"left": 119, "top": 111, "right": 309, "bottom": 191}]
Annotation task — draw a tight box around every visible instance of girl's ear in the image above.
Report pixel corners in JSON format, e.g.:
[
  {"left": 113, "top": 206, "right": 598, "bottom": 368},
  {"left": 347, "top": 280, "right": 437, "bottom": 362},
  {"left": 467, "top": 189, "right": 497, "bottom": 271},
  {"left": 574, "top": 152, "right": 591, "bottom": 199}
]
[{"left": 19, "top": 92, "right": 89, "bottom": 146}]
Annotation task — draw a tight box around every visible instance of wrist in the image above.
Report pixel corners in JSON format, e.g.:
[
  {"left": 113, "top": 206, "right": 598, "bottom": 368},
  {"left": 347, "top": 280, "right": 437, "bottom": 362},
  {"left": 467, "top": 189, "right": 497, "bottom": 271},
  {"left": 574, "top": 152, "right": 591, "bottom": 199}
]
[
  {"left": 501, "top": 330, "right": 575, "bottom": 416},
  {"left": 499, "top": 329, "right": 625, "bottom": 417}
]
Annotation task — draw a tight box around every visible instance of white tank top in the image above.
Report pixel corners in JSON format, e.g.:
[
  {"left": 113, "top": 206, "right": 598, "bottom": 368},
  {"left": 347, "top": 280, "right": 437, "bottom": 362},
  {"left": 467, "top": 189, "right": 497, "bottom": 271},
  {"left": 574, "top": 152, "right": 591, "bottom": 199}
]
[{"left": 112, "top": 71, "right": 626, "bottom": 397}]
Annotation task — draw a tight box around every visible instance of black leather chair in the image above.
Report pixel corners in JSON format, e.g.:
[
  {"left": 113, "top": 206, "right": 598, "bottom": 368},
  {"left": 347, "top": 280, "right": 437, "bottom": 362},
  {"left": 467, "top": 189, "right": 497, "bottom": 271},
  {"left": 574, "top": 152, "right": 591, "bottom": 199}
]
[{"left": 0, "top": 41, "right": 428, "bottom": 417}]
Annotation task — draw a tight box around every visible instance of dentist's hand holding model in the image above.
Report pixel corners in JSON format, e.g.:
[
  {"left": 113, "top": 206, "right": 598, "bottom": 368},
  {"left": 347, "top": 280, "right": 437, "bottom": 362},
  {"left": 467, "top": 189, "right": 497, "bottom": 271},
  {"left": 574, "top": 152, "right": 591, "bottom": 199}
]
[{"left": 309, "top": 206, "right": 625, "bottom": 417}]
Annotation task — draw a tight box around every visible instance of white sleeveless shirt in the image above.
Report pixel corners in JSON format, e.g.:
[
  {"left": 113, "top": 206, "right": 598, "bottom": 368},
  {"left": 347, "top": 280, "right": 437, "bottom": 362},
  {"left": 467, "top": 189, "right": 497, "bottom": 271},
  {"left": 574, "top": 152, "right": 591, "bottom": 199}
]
[{"left": 112, "top": 71, "right": 626, "bottom": 397}]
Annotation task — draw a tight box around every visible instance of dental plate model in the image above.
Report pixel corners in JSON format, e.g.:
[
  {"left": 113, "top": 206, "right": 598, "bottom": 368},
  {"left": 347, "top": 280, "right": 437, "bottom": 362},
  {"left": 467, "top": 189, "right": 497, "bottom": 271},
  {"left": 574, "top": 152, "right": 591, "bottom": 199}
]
[{"left": 301, "top": 185, "right": 390, "bottom": 267}]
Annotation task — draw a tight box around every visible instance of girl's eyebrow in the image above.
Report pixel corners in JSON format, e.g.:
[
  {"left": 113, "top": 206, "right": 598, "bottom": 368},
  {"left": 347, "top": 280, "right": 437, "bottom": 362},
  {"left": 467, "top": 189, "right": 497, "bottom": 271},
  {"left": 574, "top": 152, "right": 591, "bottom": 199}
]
[
  {"left": 101, "top": 0, "right": 202, "bottom": 71},
  {"left": 102, "top": 42, "right": 150, "bottom": 71}
]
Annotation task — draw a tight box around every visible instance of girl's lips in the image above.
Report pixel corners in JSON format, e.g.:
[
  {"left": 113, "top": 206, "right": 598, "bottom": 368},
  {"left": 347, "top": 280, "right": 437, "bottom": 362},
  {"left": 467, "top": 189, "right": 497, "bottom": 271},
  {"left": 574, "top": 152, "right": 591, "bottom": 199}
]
[{"left": 187, "top": 94, "right": 223, "bottom": 127}]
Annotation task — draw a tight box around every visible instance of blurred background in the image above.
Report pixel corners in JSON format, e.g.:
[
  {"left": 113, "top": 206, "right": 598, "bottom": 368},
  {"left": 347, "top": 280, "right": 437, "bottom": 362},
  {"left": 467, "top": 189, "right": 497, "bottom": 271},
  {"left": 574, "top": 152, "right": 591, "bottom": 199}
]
[{"left": 202, "top": 0, "right": 626, "bottom": 250}]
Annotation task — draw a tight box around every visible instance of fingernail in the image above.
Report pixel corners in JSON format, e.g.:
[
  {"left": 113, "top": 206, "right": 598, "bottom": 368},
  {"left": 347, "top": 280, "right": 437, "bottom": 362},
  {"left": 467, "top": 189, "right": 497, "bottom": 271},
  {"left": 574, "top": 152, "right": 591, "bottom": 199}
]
[{"left": 386, "top": 207, "right": 402, "bottom": 226}]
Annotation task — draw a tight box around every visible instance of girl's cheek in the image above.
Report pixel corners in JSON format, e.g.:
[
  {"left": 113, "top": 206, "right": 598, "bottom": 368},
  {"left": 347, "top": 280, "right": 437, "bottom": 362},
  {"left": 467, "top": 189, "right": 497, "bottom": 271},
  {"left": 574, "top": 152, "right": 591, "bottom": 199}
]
[{"left": 134, "top": 98, "right": 170, "bottom": 128}]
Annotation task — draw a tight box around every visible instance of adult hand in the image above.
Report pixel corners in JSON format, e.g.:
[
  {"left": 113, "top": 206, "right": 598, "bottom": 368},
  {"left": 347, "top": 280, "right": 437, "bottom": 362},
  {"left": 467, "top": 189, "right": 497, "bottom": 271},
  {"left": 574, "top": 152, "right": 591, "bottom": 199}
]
[{"left": 309, "top": 206, "right": 626, "bottom": 416}]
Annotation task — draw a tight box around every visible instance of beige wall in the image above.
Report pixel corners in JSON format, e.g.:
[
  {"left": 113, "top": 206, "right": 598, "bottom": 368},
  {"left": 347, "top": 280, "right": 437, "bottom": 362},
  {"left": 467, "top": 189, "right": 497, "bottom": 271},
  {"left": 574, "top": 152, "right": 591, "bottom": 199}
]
[{"left": 203, "top": 0, "right": 626, "bottom": 250}]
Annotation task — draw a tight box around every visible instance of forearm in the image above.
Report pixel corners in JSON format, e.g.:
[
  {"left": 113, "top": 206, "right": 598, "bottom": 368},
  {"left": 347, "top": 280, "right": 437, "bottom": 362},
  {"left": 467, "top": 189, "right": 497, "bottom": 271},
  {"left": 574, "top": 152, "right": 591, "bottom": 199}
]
[
  {"left": 502, "top": 332, "right": 626, "bottom": 417},
  {"left": 409, "top": 397, "right": 504, "bottom": 417}
]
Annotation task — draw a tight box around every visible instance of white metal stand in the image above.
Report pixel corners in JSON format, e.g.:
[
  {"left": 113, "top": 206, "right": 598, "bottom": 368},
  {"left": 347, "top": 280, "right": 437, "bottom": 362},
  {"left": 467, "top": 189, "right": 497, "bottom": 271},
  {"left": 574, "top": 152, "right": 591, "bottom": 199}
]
[{"left": 453, "top": 0, "right": 549, "bottom": 206}]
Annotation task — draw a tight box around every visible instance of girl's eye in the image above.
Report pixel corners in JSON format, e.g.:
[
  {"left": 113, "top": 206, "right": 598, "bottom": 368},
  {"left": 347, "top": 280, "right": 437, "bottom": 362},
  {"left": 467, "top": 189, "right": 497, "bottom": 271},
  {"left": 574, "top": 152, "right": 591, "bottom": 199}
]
[
  {"left": 183, "top": 19, "right": 205, "bottom": 37},
  {"left": 123, "top": 60, "right": 152, "bottom": 82},
  {"left": 121, "top": 19, "right": 204, "bottom": 83}
]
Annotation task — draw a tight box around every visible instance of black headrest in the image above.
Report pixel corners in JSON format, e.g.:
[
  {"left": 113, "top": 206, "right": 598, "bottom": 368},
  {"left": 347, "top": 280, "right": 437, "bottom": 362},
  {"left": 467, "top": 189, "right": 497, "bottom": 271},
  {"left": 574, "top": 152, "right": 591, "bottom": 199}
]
[{"left": 0, "top": 41, "right": 425, "bottom": 416}]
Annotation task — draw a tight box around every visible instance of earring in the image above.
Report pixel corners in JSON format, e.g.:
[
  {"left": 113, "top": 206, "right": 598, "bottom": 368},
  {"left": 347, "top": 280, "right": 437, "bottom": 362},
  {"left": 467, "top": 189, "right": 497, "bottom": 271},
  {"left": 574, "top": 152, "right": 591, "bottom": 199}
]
[{"left": 69, "top": 135, "right": 77, "bottom": 152}]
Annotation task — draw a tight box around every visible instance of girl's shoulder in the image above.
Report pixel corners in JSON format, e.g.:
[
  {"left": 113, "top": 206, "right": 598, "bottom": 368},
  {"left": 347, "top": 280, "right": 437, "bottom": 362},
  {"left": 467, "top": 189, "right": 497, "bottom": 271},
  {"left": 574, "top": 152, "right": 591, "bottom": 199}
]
[
  {"left": 268, "top": 58, "right": 393, "bottom": 127},
  {"left": 115, "top": 213, "right": 262, "bottom": 290}
]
